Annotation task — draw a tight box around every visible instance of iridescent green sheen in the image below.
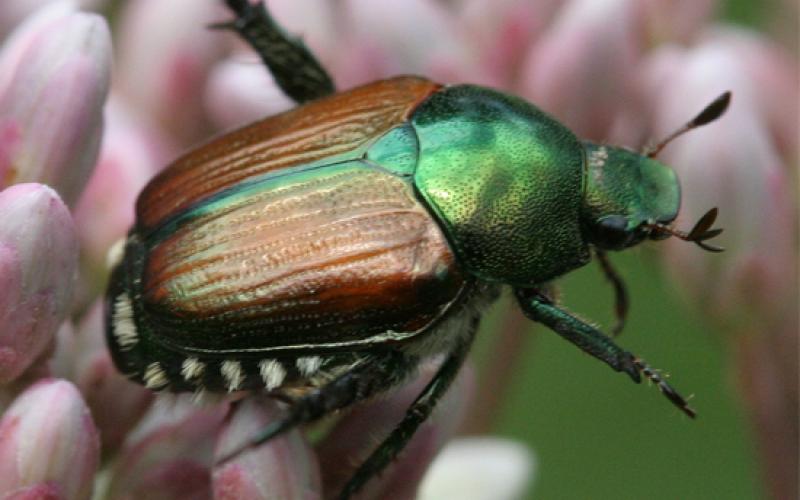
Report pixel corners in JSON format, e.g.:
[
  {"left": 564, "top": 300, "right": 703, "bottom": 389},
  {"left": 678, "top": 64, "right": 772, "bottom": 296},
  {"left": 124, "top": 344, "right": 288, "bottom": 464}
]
[
  {"left": 411, "top": 85, "right": 589, "bottom": 285},
  {"left": 582, "top": 142, "right": 680, "bottom": 228},
  {"left": 144, "top": 160, "right": 356, "bottom": 248},
  {"left": 365, "top": 123, "right": 419, "bottom": 176}
]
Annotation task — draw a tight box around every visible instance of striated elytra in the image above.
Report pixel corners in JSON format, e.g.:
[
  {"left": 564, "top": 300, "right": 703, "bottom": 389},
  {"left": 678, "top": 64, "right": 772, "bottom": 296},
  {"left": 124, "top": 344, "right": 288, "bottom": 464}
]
[{"left": 105, "top": 1, "right": 729, "bottom": 498}]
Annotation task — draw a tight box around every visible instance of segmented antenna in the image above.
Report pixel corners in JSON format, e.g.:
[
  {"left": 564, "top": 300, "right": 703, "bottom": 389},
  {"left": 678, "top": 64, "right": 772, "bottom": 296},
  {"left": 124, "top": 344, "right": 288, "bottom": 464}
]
[
  {"left": 646, "top": 207, "right": 724, "bottom": 252},
  {"left": 645, "top": 92, "right": 732, "bottom": 158}
]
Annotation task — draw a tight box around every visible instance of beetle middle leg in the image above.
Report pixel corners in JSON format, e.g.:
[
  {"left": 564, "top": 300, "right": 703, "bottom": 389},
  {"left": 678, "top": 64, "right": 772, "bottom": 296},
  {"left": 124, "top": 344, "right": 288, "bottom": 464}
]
[
  {"left": 216, "top": 349, "right": 418, "bottom": 463},
  {"left": 514, "top": 286, "right": 696, "bottom": 418},
  {"left": 215, "top": 0, "right": 335, "bottom": 103},
  {"left": 595, "top": 248, "right": 629, "bottom": 336}
]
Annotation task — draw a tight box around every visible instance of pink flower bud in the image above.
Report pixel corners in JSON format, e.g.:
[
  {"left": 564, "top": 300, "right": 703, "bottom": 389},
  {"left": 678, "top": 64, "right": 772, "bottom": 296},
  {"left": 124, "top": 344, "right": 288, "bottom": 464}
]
[
  {"left": 316, "top": 361, "right": 475, "bottom": 498},
  {"left": 2, "top": 483, "right": 63, "bottom": 500},
  {"left": 458, "top": 0, "right": 561, "bottom": 83},
  {"left": 644, "top": 28, "right": 798, "bottom": 500},
  {"left": 0, "top": 4, "right": 111, "bottom": 206},
  {"left": 338, "top": 0, "right": 477, "bottom": 86},
  {"left": 51, "top": 302, "right": 154, "bottom": 454},
  {"left": 204, "top": 58, "right": 294, "bottom": 131},
  {"left": 0, "top": 1, "right": 109, "bottom": 41},
  {"left": 0, "top": 184, "right": 77, "bottom": 384},
  {"left": 706, "top": 27, "right": 798, "bottom": 162},
  {"left": 644, "top": 30, "right": 797, "bottom": 329},
  {"left": 0, "top": 379, "right": 99, "bottom": 500},
  {"left": 104, "top": 397, "right": 229, "bottom": 499},
  {"left": 0, "top": 1, "right": 75, "bottom": 98},
  {"left": 72, "top": 97, "right": 170, "bottom": 289},
  {"left": 641, "top": 0, "right": 717, "bottom": 43},
  {"left": 213, "top": 398, "right": 321, "bottom": 499},
  {"left": 115, "top": 0, "right": 227, "bottom": 145},
  {"left": 266, "top": 0, "right": 337, "bottom": 63},
  {"left": 519, "top": 0, "right": 646, "bottom": 140}
]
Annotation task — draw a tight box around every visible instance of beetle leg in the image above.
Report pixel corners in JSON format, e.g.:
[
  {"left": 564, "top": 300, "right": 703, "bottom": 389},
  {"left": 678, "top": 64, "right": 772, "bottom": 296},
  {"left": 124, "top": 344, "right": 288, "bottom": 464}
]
[
  {"left": 216, "top": 0, "right": 335, "bottom": 103},
  {"left": 515, "top": 286, "right": 638, "bottom": 379},
  {"left": 513, "top": 287, "right": 696, "bottom": 417},
  {"left": 215, "top": 349, "right": 417, "bottom": 464},
  {"left": 594, "top": 248, "right": 629, "bottom": 336},
  {"left": 339, "top": 317, "right": 480, "bottom": 499}
]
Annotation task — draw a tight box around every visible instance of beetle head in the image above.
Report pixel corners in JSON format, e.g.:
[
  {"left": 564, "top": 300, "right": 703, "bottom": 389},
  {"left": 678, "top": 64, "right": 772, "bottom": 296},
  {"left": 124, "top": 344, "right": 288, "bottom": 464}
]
[
  {"left": 580, "top": 144, "right": 681, "bottom": 251},
  {"left": 580, "top": 91, "right": 730, "bottom": 253}
]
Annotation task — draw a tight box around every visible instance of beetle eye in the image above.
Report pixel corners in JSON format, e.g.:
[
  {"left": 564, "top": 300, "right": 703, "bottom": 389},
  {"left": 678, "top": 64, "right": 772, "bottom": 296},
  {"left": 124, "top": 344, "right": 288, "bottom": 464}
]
[{"left": 593, "top": 215, "right": 632, "bottom": 250}]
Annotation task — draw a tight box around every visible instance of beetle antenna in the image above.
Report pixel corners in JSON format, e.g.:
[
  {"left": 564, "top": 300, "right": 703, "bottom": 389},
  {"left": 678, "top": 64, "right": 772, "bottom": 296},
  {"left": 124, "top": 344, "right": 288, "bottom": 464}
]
[
  {"left": 644, "top": 91, "right": 732, "bottom": 158},
  {"left": 646, "top": 207, "right": 725, "bottom": 252}
]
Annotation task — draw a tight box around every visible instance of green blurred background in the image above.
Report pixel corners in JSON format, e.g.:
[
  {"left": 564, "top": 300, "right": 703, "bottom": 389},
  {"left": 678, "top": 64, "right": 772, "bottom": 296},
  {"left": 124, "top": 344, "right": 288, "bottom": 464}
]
[
  {"left": 463, "top": 3, "right": 791, "bottom": 499},
  {"left": 473, "top": 251, "right": 760, "bottom": 499}
]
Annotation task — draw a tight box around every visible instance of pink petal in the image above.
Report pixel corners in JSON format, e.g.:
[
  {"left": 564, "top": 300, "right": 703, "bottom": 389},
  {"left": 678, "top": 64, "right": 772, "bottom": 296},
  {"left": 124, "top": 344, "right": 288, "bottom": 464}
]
[
  {"left": 0, "top": 184, "right": 77, "bottom": 383},
  {"left": 50, "top": 302, "right": 155, "bottom": 454},
  {"left": 213, "top": 398, "right": 321, "bottom": 499},
  {"left": 0, "top": 1, "right": 109, "bottom": 41},
  {"left": 115, "top": 0, "right": 228, "bottom": 145},
  {"left": 0, "top": 379, "right": 99, "bottom": 500},
  {"left": 643, "top": 29, "right": 797, "bottom": 327},
  {"left": 316, "top": 361, "right": 476, "bottom": 499},
  {"left": 338, "top": 0, "right": 476, "bottom": 86},
  {"left": 104, "top": 396, "right": 229, "bottom": 499},
  {"left": 204, "top": 58, "right": 294, "bottom": 130},
  {"left": 0, "top": 5, "right": 111, "bottom": 205},
  {"left": 641, "top": 0, "right": 717, "bottom": 43},
  {"left": 519, "top": 0, "right": 647, "bottom": 140},
  {"left": 72, "top": 97, "right": 171, "bottom": 281}
]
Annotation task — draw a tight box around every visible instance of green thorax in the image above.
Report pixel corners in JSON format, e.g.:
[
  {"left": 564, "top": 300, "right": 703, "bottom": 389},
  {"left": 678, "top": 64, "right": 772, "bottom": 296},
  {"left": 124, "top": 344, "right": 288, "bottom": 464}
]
[{"left": 407, "top": 85, "right": 589, "bottom": 286}]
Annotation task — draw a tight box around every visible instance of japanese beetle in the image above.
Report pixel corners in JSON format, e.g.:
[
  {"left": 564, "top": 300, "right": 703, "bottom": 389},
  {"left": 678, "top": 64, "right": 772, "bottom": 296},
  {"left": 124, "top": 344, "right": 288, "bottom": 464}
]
[{"left": 105, "top": 1, "right": 729, "bottom": 497}]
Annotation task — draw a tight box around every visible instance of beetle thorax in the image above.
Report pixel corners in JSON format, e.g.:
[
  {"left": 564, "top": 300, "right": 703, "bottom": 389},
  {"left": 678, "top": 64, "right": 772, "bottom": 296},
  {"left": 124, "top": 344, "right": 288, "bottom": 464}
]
[{"left": 411, "top": 85, "right": 592, "bottom": 286}]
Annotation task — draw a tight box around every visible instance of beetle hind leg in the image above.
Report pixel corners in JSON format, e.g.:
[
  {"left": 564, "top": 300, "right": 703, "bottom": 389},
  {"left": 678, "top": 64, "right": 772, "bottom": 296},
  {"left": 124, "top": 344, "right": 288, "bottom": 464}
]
[
  {"left": 216, "top": 0, "right": 335, "bottom": 103},
  {"left": 338, "top": 318, "right": 480, "bottom": 499}
]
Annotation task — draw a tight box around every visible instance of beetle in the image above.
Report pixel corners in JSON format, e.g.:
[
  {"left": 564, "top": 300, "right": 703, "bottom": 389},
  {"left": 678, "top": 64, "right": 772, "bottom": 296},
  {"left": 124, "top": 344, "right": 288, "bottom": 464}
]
[{"left": 105, "top": 1, "right": 729, "bottom": 497}]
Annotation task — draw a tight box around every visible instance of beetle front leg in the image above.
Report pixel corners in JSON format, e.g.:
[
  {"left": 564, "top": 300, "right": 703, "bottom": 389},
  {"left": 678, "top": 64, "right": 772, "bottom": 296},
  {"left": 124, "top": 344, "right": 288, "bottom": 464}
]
[
  {"left": 514, "top": 287, "right": 696, "bottom": 417},
  {"left": 217, "top": 0, "right": 335, "bottom": 103},
  {"left": 515, "top": 286, "right": 639, "bottom": 380}
]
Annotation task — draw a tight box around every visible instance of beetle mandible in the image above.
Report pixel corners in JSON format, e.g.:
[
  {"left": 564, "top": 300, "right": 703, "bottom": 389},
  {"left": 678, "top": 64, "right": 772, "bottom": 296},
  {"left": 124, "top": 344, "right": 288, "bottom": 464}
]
[{"left": 105, "top": 1, "right": 730, "bottom": 497}]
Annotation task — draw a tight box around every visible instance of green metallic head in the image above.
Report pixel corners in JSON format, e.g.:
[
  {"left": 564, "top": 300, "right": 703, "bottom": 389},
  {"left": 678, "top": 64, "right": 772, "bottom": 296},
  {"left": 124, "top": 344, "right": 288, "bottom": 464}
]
[
  {"left": 579, "top": 89, "right": 732, "bottom": 254},
  {"left": 580, "top": 143, "right": 680, "bottom": 251}
]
